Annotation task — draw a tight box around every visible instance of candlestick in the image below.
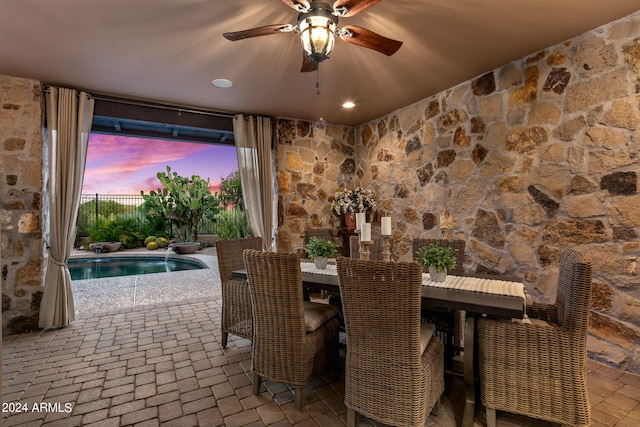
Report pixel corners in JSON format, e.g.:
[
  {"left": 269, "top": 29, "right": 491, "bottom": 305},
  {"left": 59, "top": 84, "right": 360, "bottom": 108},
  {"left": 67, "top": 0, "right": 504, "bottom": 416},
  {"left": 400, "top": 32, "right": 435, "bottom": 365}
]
[
  {"left": 360, "top": 223, "right": 371, "bottom": 241},
  {"left": 381, "top": 216, "right": 391, "bottom": 236},
  {"left": 359, "top": 240, "right": 372, "bottom": 261},
  {"left": 355, "top": 212, "right": 366, "bottom": 231},
  {"left": 382, "top": 235, "right": 392, "bottom": 262}
]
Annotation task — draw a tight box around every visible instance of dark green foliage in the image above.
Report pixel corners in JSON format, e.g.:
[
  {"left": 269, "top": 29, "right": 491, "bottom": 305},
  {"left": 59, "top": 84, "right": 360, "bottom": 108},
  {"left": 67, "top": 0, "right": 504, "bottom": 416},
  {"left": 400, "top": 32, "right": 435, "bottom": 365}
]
[
  {"left": 416, "top": 243, "right": 457, "bottom": 273},
  {"left": 214, "top": 208, "right": 251, "bottom": 240},
  {"left": 77, "top": 199, "right": 136, "bottom": 237},
  {"left": 305, "top": 237, "right": 337, "bottom": 258},
  {"left": 88, "top": 215, "right": 145, "bottom": 249},
  {"left": 218, "top": 170, "right": 244, "bottom": 210}
]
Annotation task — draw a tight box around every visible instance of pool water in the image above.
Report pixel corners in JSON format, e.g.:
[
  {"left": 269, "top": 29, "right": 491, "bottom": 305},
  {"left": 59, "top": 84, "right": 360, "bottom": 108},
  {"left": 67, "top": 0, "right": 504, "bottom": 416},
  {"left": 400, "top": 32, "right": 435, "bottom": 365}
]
[{"left": 69, "top": 256, "right": 207, "bottom": 280}]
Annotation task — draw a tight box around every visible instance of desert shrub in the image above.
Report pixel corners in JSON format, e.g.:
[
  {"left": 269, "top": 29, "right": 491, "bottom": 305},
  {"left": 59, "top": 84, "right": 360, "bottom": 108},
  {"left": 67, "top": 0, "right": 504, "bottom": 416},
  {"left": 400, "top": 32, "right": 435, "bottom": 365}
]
[
  {"left": 214, "top": 208, "right": 251, "bottom": 240},
  {"left": 77, "top": 199, "right": 135, "bottom": 237},
  {"left": 89, "top": 215, "right": 145, "bottom": 249}
]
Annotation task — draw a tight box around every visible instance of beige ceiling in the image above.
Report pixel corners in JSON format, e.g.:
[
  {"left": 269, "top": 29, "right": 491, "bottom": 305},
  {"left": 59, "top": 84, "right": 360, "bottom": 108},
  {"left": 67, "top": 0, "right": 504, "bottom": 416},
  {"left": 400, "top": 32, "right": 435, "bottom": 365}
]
[{"left": 0, "top": 1, "right": 638, "bottom": 126}]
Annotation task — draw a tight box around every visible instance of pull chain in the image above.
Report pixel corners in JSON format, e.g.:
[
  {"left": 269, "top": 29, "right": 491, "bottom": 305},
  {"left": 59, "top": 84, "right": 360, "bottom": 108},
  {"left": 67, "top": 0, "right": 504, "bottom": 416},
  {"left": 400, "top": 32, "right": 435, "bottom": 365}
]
[{"left": 316, "top": 66, "right": 320, "bottom": 95}]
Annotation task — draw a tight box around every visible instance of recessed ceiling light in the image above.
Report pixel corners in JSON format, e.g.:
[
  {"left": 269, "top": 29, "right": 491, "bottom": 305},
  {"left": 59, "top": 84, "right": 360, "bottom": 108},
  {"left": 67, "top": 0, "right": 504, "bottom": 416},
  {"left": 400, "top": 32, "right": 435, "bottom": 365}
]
[
  {"left": 342, "top": 101, "right": 355, "bottom": 109},
  {"left": 212, "top": 78, "right": 233, "bottom": 88}
]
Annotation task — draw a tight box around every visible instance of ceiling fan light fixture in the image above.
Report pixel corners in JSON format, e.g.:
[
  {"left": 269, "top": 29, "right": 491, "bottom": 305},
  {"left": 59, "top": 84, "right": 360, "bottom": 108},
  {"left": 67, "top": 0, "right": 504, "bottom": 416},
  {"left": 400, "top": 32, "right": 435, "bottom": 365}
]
[{"left": 298, "top": 3, "right": 338, "bottom": 63}]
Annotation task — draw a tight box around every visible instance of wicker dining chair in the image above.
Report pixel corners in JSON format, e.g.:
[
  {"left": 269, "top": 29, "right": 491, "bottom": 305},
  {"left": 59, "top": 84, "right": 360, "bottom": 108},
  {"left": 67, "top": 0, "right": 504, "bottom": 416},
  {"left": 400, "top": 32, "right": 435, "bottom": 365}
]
[
  {"left": 477, "top": 249, "right": 593, "bottom": 427},
  {"left": 348, "top": 235, "right": 383, "bottom": 260},
  {"left": 243, "top": 249, "right": 340, "bottom": 410},
  {"left": 336, "top": 257, "right": 445, "bottom": 427},
  {"left": 412, "top": 238, "right": 466, "bottom": 367},
  {"left": 215, "top": 237, "right": 262, "bottom": 348}
]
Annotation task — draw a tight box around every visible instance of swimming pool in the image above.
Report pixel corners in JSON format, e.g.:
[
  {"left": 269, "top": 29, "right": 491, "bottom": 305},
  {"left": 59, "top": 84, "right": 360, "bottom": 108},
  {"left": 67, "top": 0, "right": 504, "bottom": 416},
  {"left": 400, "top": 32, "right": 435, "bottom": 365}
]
[{"left": 69, "top": 256, "right": 207, "bottom": 280}]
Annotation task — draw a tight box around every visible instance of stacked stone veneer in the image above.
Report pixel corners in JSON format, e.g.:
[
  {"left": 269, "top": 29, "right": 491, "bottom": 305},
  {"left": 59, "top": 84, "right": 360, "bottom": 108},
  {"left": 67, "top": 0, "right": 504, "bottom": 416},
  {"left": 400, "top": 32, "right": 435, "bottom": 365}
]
[
  {"left": 277, "top": 11, "right": 640, "bottom": 372},
  {"left": 1, "top": 75, "right": 45, "bottom": 334},
  {"left": 275, "top": 119, "right": 355, "bottom": 253}
]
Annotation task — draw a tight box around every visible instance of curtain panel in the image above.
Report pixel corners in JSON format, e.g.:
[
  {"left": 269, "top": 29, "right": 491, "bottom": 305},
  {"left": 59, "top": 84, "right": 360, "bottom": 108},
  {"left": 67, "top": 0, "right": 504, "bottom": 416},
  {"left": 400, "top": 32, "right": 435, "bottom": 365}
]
[
  {"left": 39, "top": 87, "right": 94, "bottom": 329},
  {"left": 232, "top": 115, "right": 275, "bottom": 251}
]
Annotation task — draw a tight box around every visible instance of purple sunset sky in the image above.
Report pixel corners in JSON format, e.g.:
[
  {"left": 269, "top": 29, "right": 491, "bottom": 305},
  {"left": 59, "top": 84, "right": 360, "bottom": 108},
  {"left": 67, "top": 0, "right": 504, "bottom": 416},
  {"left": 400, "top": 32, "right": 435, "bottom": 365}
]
[{"left": 82, "top": 133, "right": 239, "bottom": 195}]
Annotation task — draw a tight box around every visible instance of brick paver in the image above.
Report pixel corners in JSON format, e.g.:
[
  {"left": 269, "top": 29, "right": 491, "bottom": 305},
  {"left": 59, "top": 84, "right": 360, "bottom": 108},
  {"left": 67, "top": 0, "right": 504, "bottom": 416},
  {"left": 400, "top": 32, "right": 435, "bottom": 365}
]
[{"left": 3, "top": 296, "right": 638, "bottom": 427}]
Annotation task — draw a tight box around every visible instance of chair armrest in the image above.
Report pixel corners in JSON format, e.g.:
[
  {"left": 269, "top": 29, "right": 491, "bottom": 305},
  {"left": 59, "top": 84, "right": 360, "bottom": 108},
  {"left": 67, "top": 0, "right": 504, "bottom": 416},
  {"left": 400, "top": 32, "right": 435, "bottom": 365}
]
[{"left": 527, "top": 302, "right": 558, "bottom": 323}]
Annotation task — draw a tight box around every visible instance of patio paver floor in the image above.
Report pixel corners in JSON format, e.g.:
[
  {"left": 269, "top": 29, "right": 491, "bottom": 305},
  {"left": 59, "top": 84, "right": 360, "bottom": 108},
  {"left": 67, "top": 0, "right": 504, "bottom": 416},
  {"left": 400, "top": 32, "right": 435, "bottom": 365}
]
[{"left": 2, "top": 250, "right": 638, "bottom": 426}]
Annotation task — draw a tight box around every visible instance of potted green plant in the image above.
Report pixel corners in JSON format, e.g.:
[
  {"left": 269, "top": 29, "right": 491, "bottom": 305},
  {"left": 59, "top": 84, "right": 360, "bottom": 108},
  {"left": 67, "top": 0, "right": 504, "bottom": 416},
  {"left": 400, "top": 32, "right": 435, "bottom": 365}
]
[
  {"left": 305, "top": 236, "right": 338, "bottom": 269},
  {"left": 415, "top": 242, "right": 457, "bottom": 282}
]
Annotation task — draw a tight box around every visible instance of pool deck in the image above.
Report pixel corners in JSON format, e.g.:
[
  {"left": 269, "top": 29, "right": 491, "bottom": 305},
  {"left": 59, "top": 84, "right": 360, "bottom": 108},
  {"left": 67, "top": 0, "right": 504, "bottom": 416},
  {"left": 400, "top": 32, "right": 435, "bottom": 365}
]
[{"left": 70, "top": 247, "right": 220, "bottom": 317}]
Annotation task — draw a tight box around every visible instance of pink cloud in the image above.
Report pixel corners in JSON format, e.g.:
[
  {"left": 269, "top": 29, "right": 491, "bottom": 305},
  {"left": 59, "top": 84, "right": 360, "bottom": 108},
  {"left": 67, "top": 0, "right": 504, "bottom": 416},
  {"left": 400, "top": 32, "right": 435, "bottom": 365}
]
[{"left": 83, "top": 134, "right": 238, "bottom": 195}]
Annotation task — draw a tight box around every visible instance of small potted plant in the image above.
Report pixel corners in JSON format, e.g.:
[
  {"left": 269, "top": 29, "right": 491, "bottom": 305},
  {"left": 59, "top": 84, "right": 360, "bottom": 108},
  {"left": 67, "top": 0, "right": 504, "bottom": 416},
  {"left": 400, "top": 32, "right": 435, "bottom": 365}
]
[
  {"left": 305, "top": 237, "right": 338, "bottom": 269},
  {"left": 416, "top": 242, "right": 457, "bottom": 282}
]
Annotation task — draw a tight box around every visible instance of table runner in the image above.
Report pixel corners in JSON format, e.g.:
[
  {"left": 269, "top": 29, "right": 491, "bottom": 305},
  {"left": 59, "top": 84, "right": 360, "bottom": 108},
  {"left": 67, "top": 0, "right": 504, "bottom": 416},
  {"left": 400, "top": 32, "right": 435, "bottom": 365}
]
[
  {"left": 422, "top": 274, "right": 526, "bottom": 300},
  {"left": 301, "top": 261, "right": 525, "bottom": 300},
  {"left": 300, "top": 261, "right": 338, "bottom": 276}
]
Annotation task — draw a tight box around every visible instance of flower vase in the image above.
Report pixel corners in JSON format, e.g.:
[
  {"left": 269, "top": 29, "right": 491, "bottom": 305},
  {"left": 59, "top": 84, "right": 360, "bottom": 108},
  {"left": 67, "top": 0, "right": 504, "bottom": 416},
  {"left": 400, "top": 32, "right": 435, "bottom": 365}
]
[
  {"left": 428, "top": 266, "right": 447, "bottom": 282},
  {"left": 314, "top": 256, "right": 329, "bottom": 269},
  {"left": 344, "top": 213, "right": 356, "bottom": 229}
]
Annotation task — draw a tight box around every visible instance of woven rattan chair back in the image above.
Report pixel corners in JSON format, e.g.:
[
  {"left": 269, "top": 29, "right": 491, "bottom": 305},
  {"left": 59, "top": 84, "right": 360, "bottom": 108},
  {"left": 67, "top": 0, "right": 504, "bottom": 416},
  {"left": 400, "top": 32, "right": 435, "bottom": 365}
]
[
  {"left": 348, "top": 235, "right": 383, "bottom": 260},
  {"left": 243, "top": 249, "right": 339, "bottom": 410},
  {"left": 336, "top": 257, "right": 444, "bottom": 427},
  {"left": 477, "top": 249, "right": 593, "bottom": 427},
  {"left": 215, "top": 237, "right": 262, "bottom": 281},
  {"left": 304, "top": 228, "right": 333, "bottom": 245},
  {"left": 412, "top": 238, "right": 465, "bottom": 275},
  {"left": 556, "top": 248, "right": 592, "bottom": 335},
  {"left": 215, "top": 237, "right": 262, "bottom": 347}
]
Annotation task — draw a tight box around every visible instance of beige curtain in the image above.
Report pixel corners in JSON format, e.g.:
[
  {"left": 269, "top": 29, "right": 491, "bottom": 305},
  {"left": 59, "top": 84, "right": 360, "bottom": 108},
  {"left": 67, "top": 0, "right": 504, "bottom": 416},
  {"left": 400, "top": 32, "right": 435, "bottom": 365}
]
[
  {"left": 39, "top": 87, "right": 94, "bottom": 329},
  {"left": 233, "top": 115, "right": 275, "bottom": 251}
]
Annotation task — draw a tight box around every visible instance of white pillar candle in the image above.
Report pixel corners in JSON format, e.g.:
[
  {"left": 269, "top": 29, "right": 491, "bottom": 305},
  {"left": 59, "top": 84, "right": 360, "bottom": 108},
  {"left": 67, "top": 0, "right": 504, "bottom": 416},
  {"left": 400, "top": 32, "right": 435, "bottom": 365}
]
[
  {"left": 355, "top": 212, "right": 366, "bottom": 231},
  {"left": 360, "top": 223, "right": 371, "bottom": 241},
  {"left": 381, "top": 216, "right": 392, "bottom": 235}
]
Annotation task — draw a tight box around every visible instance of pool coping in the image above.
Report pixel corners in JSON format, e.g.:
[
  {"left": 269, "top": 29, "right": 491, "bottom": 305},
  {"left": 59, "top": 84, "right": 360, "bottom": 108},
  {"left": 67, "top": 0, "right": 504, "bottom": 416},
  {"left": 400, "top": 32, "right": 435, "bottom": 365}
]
[{"left": 69, "top": 248, "right": 221, "bottom": 317}]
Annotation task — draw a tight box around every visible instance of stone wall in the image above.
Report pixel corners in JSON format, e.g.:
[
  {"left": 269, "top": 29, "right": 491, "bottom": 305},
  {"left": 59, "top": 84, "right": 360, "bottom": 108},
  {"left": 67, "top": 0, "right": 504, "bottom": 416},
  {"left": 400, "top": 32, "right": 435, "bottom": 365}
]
[
  {"left": 1, "top": 74, "right": 45, "bottom": 334},
  {"left": 274, "top": 118, "right": 356, "bottom": 253},
  {"left": 351, "top": 12, "right": 640, "bottom": 372}
]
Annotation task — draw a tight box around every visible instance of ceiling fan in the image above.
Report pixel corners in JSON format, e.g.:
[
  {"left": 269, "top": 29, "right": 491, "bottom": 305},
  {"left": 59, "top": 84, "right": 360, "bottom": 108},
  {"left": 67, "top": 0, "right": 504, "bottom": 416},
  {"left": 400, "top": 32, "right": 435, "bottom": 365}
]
[{"left": 223, "top": 0, "right": 402, "bottom": 72}]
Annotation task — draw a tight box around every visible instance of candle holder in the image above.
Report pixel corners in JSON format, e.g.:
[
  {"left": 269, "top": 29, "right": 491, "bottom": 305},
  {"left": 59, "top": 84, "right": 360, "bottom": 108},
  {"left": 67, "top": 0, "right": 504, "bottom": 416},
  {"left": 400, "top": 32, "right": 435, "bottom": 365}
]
[
  {"left": 359, "top": 240, "right": 372, "bottom": 261},
  {"left": 381, "top": 235, "right": 392, "bottom": 262}
]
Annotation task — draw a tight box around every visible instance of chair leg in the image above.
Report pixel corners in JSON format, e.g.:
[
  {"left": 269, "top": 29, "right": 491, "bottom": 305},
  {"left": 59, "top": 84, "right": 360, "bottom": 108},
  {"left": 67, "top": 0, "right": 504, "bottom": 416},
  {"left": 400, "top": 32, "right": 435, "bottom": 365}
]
[
  {"left": 294, "top": 386, "right": 304, "bottom": 410},
  {"left": 486, "top": 408, "right": 496, "bottom": 427},
  {"left": 221, "top": 331, "right": 228, "bottom": 348},
  {"left": 252, "top": 373, "right": 262, "bottom": 395},
  {"left": 431, "top": 396, "right": 441, "bottom": 416},
  {"left": 347, "top": 408, "right": 358, "bottom": 427}
]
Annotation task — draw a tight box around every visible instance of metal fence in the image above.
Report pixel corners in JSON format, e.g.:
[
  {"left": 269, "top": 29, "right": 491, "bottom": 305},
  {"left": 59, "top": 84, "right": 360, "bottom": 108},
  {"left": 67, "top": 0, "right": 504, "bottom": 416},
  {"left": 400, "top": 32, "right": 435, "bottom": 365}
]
[{"left": 76, "top": 193, "right": 217, "bottom": 237}]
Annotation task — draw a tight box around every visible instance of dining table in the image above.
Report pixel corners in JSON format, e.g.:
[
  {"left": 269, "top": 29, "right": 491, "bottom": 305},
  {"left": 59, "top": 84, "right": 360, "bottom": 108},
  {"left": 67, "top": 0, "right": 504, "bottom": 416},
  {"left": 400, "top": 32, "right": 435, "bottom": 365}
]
[{"left": 232, "top": 260, "right": 527, "bottom": 427}]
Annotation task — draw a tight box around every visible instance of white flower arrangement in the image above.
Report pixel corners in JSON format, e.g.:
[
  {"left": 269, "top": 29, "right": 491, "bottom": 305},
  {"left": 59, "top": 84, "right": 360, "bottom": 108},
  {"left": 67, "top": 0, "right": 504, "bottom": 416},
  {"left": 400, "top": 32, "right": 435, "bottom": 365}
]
[{"left": 331, "top": 187, "right": 376, "bottom": 215}]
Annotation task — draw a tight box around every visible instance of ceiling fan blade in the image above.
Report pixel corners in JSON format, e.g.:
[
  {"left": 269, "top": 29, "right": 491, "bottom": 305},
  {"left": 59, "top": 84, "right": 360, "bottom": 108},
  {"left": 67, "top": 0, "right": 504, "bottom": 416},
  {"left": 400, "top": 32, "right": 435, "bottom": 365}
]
[
  {"left": 333, "top": 0, "right": 381, "bottom": 17},
  {"left": 223, "top": 24, "right": 293, "bottom": 41},
  {"left": 281, "top": 0, "right": 310, "bottom": 12},
  {"left": 340, "top": 25, "right": 402, "bottom": 56},
  {"left": 301, "top": 54, "right": 318, "bottom": 73}
]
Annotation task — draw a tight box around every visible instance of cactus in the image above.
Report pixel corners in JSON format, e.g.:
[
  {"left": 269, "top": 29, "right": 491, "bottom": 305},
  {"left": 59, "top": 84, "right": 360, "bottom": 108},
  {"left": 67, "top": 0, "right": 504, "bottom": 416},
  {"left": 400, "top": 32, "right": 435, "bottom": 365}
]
[{"left": 140, "top": 166, "right": 221, "bottom": 242}]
